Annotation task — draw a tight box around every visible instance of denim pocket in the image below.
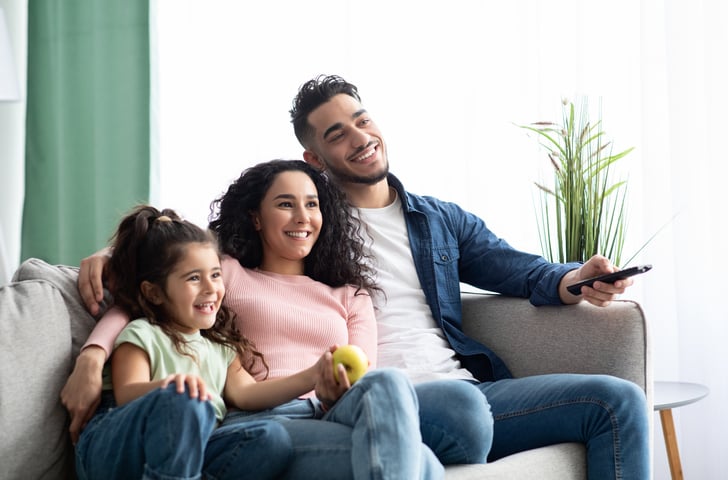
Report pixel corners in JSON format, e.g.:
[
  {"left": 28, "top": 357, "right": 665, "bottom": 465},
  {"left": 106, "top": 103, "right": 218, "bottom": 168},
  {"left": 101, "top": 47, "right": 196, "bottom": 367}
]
[{"left": 432, "top": 246, "right": 461, "bottom": 304}]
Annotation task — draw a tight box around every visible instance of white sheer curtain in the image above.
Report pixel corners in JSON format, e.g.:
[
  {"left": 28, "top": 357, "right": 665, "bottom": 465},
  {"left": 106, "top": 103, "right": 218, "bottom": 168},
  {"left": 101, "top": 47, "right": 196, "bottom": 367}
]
[
  {"left": 153, "top": 1, "right": 727, "bottom": 477},
  {"left": 641, "top": 1, "right": 728, "bottom": 478}
]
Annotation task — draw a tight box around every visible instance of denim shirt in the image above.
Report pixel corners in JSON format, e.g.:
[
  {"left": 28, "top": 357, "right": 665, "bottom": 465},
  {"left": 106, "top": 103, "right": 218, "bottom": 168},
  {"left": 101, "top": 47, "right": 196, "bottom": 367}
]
[{"left": 388, "top": 174, "right": 581, "bottom": 382}]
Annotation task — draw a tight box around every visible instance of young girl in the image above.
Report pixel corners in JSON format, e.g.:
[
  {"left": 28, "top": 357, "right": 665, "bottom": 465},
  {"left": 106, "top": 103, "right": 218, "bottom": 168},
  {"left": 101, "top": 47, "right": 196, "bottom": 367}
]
[
  {"left": 71, "top": 162, "right": 444, "bottom": 479},
  {"left": 75, "top": 205, "right": 328, "bottom": 480}
]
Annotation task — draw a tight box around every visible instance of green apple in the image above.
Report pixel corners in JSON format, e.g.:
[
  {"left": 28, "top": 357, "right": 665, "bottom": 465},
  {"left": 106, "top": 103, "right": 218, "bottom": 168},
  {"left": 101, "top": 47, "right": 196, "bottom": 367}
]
[{"left": 332, "top": 344, "right": 369, "bottom": 384}]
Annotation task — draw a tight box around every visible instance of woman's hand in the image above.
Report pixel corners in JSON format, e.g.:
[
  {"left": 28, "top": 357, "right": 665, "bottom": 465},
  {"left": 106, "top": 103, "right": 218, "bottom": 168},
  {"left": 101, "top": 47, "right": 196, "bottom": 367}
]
[{"left": 313, "top": 346, "right": 350, "bottom": 410}]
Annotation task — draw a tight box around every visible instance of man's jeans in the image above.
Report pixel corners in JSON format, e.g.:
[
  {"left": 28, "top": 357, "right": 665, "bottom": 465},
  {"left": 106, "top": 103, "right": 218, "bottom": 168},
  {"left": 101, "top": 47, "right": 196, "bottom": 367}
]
[
  {"left": 75, "top": 384, "right": 292, "bottom": 480},
  {"left": 223, "top": 368, "right": 451, "bottom": 480},
  {"left": 474, "top": 373, "right": 650, "bottom": 479}
]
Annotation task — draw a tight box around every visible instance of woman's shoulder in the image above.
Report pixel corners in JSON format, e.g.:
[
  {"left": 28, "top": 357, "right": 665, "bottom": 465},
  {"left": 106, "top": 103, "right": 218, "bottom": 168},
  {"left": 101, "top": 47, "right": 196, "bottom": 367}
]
[
  {"left": 340, "top": 284, "right": 373, "bottom": 310},
  {"left": 221, "top": 255, "right": 243, "bottom": 272}
]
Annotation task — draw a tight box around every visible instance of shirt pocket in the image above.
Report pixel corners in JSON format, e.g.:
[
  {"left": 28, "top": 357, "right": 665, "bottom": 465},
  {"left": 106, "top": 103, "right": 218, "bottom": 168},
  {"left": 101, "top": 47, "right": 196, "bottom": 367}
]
[{"left": 432, "top": 246, "right": 461, "bottom": 304}]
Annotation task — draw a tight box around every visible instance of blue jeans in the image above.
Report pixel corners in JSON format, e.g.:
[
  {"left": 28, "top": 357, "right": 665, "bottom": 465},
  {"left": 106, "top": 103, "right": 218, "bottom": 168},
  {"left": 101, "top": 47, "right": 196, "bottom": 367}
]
[
  {"left": 223, "top": 368, "right": 447, "bottom": 480},
  {"left": 75, "top": 385, "right": 292, "bottom": 480},
  {"left": 468, "top": 374, "right": 650, "bottom": 479},
  {"left": 414, "top": 379, "right": 493, "bottom": 464}
]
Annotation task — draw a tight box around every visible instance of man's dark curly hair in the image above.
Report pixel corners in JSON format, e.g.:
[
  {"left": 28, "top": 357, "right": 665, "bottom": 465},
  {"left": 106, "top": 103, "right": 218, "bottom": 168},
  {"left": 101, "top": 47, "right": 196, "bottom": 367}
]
[
  {"left": 208, "top": 159, "right": 377, "bottom": 293},
  {"left": 290, "top": 74, "right": 360, "bottom": 148}
]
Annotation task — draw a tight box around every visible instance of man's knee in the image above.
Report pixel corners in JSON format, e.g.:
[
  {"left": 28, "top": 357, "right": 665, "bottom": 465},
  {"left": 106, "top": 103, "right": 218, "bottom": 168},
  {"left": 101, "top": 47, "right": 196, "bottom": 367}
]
[
  {"left": 416, "top": 380, "right": 492, "bottom": 464},
  {"left": 586, "top": 375, "right": 647, "bottom": 408}
]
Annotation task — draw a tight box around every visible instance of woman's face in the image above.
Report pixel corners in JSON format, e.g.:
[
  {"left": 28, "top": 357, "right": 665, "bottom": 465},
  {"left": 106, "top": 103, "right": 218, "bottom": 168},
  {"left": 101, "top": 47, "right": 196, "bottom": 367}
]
[{"left": 253, "top": 170, "right": 323, "bottom": 274}]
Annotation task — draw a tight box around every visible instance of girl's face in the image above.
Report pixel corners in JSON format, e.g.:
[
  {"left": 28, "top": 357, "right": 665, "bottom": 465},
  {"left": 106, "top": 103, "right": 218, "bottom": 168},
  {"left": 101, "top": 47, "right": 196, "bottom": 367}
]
[
  {"left": 253, "top": 170, "right": 323, "bottom": 275},
  {"left": 159, "top": 242, "right": 225, "bottom": 334}
]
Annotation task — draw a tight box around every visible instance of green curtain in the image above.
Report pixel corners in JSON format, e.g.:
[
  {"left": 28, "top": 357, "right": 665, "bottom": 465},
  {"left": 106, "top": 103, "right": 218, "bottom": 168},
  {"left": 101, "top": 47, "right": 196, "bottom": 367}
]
[{"left": 22, "top": 0, "right": 150, "bottom": 266}]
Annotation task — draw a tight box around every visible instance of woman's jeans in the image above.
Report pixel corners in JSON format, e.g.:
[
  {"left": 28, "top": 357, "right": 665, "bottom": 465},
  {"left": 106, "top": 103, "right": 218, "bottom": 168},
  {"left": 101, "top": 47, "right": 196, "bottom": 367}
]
[
  {"left": 223, "top": 368, "right": 451, "bottom": 480},
  {"left": 473, "top": 373, "right": 650, "bottom": 480},
  {"left": 75, "top": 384, "right": 292, "bottom": 480}
]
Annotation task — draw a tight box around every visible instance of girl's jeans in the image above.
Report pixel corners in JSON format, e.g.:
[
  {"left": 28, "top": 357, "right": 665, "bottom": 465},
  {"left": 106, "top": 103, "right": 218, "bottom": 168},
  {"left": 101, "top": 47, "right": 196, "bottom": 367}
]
[{"left": 75, "top": 384, "right": 292, "bottom": 480}]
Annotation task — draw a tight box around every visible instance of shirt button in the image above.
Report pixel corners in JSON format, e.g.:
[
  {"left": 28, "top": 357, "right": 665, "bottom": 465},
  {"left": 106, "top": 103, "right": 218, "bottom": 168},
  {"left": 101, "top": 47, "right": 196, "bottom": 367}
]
[{"left": 441, "top": 254, "right": 449, "bottom": 261}]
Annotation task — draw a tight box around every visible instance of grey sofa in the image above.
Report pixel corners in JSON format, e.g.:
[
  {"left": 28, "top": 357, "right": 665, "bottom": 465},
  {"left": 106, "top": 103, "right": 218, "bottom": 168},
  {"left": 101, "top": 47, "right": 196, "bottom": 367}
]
[{"left": 0, "top": 258, "right": 651, "bottom": 479}]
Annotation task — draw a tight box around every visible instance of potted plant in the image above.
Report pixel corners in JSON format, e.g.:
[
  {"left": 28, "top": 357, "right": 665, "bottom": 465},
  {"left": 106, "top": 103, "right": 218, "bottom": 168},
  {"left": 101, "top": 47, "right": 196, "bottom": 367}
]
[{"left": 520, "top": 98, "right": 634, "bottom": 265}]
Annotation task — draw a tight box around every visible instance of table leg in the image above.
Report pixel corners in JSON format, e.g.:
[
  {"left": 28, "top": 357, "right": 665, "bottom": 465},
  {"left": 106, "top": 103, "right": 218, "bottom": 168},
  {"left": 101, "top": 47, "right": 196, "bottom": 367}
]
[{"left": 659, "top": 409, "right": 683, "bottom": 480}]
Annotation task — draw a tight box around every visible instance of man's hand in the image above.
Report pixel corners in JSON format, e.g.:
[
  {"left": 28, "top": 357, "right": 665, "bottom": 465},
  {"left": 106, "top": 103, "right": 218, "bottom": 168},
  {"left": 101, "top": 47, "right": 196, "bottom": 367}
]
[
  {"left": 559, "top": 255, "right": 634, "bottom": 307},
  {"left": 78, "top": 247, "right": 112, "bottom": 315},
  {"left": 61, "top": 346, "right": 106, "bottom": 445}
]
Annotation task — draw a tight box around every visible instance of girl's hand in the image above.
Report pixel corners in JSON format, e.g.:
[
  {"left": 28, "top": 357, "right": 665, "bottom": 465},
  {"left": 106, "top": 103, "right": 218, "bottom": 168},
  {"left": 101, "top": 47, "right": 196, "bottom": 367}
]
[
  {"left": 160, "top": 373, "right": 211, "bottom": 401},
  {"left": 314, "top": 346, "right": 350, "bottom": 410}
]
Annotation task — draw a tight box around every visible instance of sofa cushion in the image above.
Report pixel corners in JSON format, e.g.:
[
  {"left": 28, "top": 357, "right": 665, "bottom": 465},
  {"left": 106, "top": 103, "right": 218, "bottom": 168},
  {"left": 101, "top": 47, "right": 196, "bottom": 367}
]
[
  {"left": 0, "top": 280, "right": 74, "bottom": 479},
  {"left": 445, "top": 443, "right": 586, "bottom": 479},
  {"left": 11, "top": 258, "right": 106, "bottom": 358}
]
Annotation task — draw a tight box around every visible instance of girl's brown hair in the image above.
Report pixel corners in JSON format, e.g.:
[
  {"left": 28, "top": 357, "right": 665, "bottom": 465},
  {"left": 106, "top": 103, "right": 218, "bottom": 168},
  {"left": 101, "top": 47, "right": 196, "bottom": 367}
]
[{"left": 107, "top": 205, "right": 267, "bottom": 375}]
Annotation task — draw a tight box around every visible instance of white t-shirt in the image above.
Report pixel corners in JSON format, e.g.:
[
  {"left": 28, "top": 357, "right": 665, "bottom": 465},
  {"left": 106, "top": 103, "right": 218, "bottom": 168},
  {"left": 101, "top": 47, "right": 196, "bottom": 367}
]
[{"left": 356, "top": 193, "right": 476, "bottom": 384}]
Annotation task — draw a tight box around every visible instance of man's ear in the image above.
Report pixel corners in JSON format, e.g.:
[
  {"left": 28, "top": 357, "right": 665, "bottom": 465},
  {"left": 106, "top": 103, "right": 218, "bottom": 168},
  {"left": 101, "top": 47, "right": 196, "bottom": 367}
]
[
  {"left": 140, "top": 281, "right": 164, "bottom": 305},
  {"left": 303, "top": 150, "right": 325, "bottom": 171}
]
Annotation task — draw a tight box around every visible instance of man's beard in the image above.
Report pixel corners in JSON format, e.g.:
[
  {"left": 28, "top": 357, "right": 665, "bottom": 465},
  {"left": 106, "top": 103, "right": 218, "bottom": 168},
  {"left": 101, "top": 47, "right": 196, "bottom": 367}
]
[{"left": 323, "top": 158, "right": 389, "bottom": 186}]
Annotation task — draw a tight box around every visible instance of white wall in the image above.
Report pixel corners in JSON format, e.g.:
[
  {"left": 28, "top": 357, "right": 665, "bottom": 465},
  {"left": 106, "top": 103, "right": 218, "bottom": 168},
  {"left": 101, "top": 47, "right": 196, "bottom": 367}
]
[
  {"left": 0, "top": 0, "right": 26, "bottom": 284},
  {"left": 153, "top": 1, "right": 644, "bottom": 257}
]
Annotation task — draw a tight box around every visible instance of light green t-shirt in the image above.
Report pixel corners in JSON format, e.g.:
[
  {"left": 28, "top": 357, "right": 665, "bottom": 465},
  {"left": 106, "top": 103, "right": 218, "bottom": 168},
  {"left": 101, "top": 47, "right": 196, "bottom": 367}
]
[{"left": 114, "top": 319, "right": 236, "bottom": 421}]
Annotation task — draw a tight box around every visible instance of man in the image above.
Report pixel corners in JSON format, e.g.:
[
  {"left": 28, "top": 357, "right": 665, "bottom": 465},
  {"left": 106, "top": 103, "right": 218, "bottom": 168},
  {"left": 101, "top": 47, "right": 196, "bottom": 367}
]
[{"left": 286, "top": 75, "right": 649, "bottom": 477}]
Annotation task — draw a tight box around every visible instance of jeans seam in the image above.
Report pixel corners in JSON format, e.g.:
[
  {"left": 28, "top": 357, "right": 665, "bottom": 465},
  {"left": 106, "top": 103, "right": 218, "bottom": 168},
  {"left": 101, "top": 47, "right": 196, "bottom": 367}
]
[
  {"left": 419, "top": 419, "right": 473, "bottom": 464},
  {"left": 494, "top": 397, "right": 622, "bottom": 480}
]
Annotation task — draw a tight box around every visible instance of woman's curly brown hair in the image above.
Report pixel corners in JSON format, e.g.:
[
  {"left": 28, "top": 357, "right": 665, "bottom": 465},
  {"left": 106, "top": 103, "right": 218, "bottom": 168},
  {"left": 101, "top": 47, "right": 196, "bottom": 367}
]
[{"left": 208, "top": 160, "right": 377, "bottom": 294}]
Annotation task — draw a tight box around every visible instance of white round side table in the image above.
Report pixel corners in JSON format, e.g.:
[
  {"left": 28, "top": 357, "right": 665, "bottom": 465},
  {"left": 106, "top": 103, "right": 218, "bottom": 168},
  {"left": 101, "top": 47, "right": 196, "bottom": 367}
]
[{"left": 653, "top": 380, "right": 710, "bottom": 480}]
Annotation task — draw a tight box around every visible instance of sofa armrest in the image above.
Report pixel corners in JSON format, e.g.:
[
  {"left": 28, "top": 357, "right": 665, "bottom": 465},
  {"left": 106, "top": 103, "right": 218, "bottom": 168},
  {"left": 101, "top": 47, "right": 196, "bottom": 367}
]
[
  {"left": 0, "top": 279, "right": 75, "bottom": 479},
  {"left": 12, "top": 258, "right": 106, "bottom": 358},
  {"left": 461, "top": 293, "right": 651, "bottom": 401}
]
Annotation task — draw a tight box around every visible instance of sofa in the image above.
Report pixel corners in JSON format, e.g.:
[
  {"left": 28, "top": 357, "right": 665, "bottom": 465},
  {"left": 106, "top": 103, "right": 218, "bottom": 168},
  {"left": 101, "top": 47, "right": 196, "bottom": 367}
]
[{"left": 0, "top": 258, "right": 652, "bottom": 479}]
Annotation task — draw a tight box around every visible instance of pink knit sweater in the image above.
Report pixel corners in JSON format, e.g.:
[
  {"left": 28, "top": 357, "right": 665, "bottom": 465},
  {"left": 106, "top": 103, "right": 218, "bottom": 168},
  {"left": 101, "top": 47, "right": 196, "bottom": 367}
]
[{"left": 221, "top": 257, "right": 377, "bottom": 397}]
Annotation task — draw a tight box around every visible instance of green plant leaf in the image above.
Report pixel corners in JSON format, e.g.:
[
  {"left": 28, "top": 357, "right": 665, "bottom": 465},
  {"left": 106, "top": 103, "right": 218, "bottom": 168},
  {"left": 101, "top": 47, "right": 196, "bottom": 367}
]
[{"left": 519, "top": 98, "right": 633, "bottom": 264}]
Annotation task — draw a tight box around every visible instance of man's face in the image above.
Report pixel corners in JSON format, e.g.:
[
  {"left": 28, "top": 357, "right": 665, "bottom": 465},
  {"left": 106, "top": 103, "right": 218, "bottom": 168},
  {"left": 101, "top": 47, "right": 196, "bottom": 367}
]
[{"left": 304, "top": 94, "right": 389, "bottom": 186}]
